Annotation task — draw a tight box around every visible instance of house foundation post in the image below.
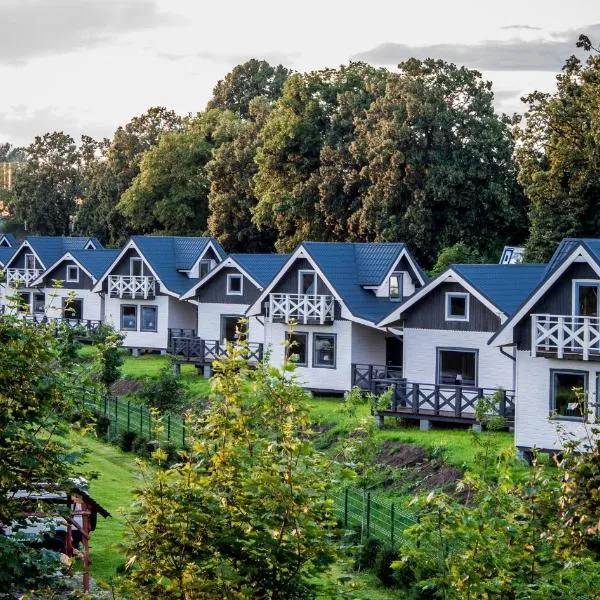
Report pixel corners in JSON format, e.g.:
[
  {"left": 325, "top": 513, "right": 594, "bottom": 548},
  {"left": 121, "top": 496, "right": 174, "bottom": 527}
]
[
  {"left": 472, "top": 422, "right": 483, "bottom": 433},
  {"left": 203, "top": 365, "right": 212, "bottom": 378},
  {"left": 172, "top": 362, "right": 181, "bottom": 376},
  {"left": 419, "top": 419, "right": 432, "bottom": 432},
  {"left": 160, "top": 349, "right": 167, "bottom": 356},
  {"left": 131, "top": 348, "right": 140, "bottom": 357},
  {"left": 376, "top": 414, "right": 384, "bottom": 429}
]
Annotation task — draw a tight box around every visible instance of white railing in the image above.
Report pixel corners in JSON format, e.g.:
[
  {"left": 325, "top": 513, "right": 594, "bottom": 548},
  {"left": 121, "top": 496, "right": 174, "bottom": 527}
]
[
  {"left": 532, "top": 314, "right": 600, "bottom": 360},
  {"left": 5, "top": 268, "right": 42, "bottom": 287},
  {"left": 108, "top": 275, "right": 155, "bottom": 299},
  {"left": 268, "top": 293, "right": 335, "bottom": 324}
]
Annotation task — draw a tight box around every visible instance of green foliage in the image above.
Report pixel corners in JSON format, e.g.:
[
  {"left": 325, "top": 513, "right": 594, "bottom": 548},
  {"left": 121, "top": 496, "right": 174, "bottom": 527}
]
[
  {"left": 373, "top": 545, "right": 399, "bottom": 588},
  {"left": 119, "top": 430, "right": 138, "bottom": 452},
  {"left": 430, "top": 242, "right": 483, "bottom": 276},
  {"left": 137, "top": 361, "right": 187, "bottom": 413},
  {"left": 516, "top": 43, "right": 600, "bottom": 261},
  {"left": 354, "top": 537, "right": 382, "bottom": 571},
  {"left": 121, "top": 338, "right": 341, "bottom": 599}
]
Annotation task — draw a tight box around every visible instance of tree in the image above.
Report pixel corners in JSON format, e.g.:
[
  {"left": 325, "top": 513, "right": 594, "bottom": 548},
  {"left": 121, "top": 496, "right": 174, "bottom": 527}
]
[
  {"left": 252, "top": 63, "right": 389, "bottom": 251},
  {"left": 430, "top": 242, "right": 483, "bottom": 276},
  {"left": 207, "top": 58, "right": 291, "bottom": 117},
  {"left": 122, "top": 337, "right": 339, "bottom": 599},
  {"left": 9, "top": 132, "right": 81, "bottom": 235},
  {"left": 75, "top": 107, "right": 182, "bottom": 244},
  {"left": 349, "top": 58, "right": 526, "bottom": 267},
  {"left": 516, "top": 41, "right": 600, "bottom": 262},
  {"left": 207, "top": 97, "right": 277, "bottom": 252}
]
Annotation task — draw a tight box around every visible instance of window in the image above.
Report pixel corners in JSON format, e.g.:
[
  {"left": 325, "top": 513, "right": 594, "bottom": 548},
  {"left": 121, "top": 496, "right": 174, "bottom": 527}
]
[
  {"left": 33, "top": 293, "right": 45, "bottom": 314},
  {"left": 120, "top": 305, "right": 137, "bottom": 331},
  {"left": 437, "top": 349, "right": 477, "bottom": 386},
  {"left": 313, "top": 333, "right": 336, "bottom": 368},
  {"left": 574, "top": 281, "right": 600, "bottom": 317},
  {"left": 24, "top": 253, "right": 36, "bottom": 270},
  {"left": 221, "top": 315, "right": 246, "bottom": 342},
  {"left": 298, "top": 270, "right": 316, "bottom": 295},
  {"left": 389, "top": 272, "right": 403, "bottom": 301},
  {"left": 17, "top": 292, "right": 30, "bottom": 313},
  {"left": 199, "top": 259, "right": 213, "bottom": 279},
  {"left": 445, "top": 292, "right": 469, "bottom": 321},
  {"left": 227, "top": 273, "right": 243, "bottom": 295},
  {"left": 66, "top": 265, "right": 79, "bottom": 283},
  {"left": 140, "top": 306, "right": 158, "bottom": 332},
  {"left": 286, "top": 332, "right": 308, "bottom": 366},
  {"left": 63, "top": 298, "right": 83, "bottom": 320},
  {"left": 130, "top": 257, "right": 143, "bottom": 277},
  {"left": 84, "top": 240, "right": 96, "bottom": 250},
  {"left": 550, "top": 370, "right": 587, "bottom": 420},
  {"left": 0, "top": 237, "right": 10, "bottom": 248}
]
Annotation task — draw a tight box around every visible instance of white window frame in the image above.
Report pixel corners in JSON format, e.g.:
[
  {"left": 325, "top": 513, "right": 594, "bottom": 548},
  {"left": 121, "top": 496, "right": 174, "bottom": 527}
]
[
  {"left": 130, "top": 257, "right": 143, "bottom": 277},
  {"left": 66, "top": 265, "right": 79, "bottom": 283},
  {"left": 84, "top": 240, "right": 96, "bottom": 250},
  {"left": 445, "top": 292, "right": 470, "bottom": 322},
  {"left": 389, "top": 271, "right": 404, "bottom": 302},
  {"left": 298, "top": 270, "right": 317, "bottom": 296},
  {"left": 199, "top": 259, "right": 213, "bottom": 279},
  {"left": 24, "top": 253, "right": 36, "bottom": 270},
  {"left": 226, "top": 273, "right": 243, "bottom": 296}
]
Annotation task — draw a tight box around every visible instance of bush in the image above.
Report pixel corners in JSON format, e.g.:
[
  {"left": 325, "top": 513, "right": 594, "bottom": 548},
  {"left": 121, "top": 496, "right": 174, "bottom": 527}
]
[
  {"left": 354, "top": 537, "right": 382, "bottom": 571},
  {"left": 374, "top": 545, "right": 399, "bottom": 588},
  {"left": 131, "top": 435, "right": 159, "bottom": 458},
  {"left": 120, "top": 430, "right": 138, "bottom": 452},
  {"left": 92, "top": 410, "right": 111, "bottom": 439},
  {"left": 138, "top": 365, "right": 187, "bottom": 413}
]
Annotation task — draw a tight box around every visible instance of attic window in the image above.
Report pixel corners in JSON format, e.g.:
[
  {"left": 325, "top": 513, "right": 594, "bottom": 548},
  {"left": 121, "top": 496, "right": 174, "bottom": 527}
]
[
  {"left": 84, "top": 240, "right": 96, "bottom": 250},
  {"left": 0, "top": 237, "right": 10, "bottom": 248},
  {"left": 445, "top": 292, "right": 469, "bottom": 322},
  {"left": 227, "top": 274, "right": 243, "bottom": 295},
  {"left": 389, "top": 272, "right": 403, "bottom": 301},
  {"left": 66, "top": 265, "right": 79, "bottom": 283},
  {"left": 199, "top": 260, "right": 212, "bottom": 279}
]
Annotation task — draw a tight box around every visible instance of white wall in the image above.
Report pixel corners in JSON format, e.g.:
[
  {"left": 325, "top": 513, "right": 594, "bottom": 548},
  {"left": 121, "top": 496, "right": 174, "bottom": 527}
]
[
  {"left": 168, "top": 296, "right": 198, "bottom": 331},
  {"left": 196, "top": 301, "right": 264, "bottom": 343},
  {"left": 515, "top": 351, "right": 599, "bottom": 451},
  {"left": 42, "top": 288, "right": 104, "bottom": 322},
  {"left": 373, "top": 270, "right": 417, "bottom": 299},
  {"left": 403, "top": 328, "right": 514, "bottom": 391},
  {"left": 351, "top": 323, "right": 387, "bottom": 366},
  {"left": 265, "top": 319, "right": 353, "bottom": 392},
  {"left": 105, "top": 295, "right": 171, "bottom": 350}
]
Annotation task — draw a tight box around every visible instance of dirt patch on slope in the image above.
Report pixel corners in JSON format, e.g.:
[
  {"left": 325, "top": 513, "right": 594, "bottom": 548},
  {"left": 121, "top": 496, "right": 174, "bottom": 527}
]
[{"left": 109, "top": 379, "right": 143, "bottom": 397}]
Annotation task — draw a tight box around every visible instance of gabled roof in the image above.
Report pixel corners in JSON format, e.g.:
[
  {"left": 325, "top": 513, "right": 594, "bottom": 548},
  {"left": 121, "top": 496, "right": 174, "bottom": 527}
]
[
  {"left": 0, "top": 232, "right": 18, "bottom": 247},
  {"left": 230, "top": 254, "right": 289, "bottom": 288},
  {"left": 545, "top": 238, "right": 600, "bottom": 275},
  {"left": 173, "top": 237, "right": 226, "bottom": 270},
  {"left": 0, "top": 246, "right": 16, "bottom": 267},
  {"left": 4, "top": 236, "right": 103, "bottom": 270},
  {"left": 248, "top": 241, "right": 425, "bottom": 327},
  {"left": 379, "top": 263, "right": 546, "bottom": 327}
]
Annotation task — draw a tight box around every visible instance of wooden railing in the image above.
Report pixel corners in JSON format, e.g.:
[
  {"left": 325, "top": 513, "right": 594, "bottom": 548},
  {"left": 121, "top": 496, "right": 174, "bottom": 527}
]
[
  {"left": 108, "top": 275, "right": 155, "bottom": 299},
  {"left": 5, "top": 268, "right": 42, "bottom": 287},
  {"left": 167, "top": 328, "right": 196, "bottom": 348},
  {"left": 352, "top": 363, "right": 404, "bottom": 392},
  {"left": 268, "top": 293, "right": 335, "bottom": 324},
  {"left": 169, "top": 336, "right": 263, "bottom": 364},
  {"left": 532, "top": 314, "right": 600, "bottom": 360},
  {"left": 2, "top": 314, "right": 104, "bottom": 336}
]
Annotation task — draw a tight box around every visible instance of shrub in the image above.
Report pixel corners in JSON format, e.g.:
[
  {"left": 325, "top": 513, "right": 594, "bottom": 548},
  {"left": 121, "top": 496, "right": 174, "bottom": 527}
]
[
  {"left": 131, "top": 434, "right": 152, "bottom": 457},
  {"left": 374, "top": 545, "right": 399, "bottom": 588},
  {"left": 92, "top": 410, "right": 111, "bottom": 439},
  {"left": 120, "top": 430, "right": 138, "bottom": 452},
  {"left": 138, "top": 365, "right": 187, "bottom": 413},
  {"left": 354, "top": 537, "right": 382, "bottom": 571}
]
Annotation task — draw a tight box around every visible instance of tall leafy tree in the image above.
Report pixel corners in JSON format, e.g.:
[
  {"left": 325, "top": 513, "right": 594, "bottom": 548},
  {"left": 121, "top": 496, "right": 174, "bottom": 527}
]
[
  {"left": 207, "top": 58, "right": 291, "bottom": 117},
  {"left": 516, "top": 39, "right": 600, "bottom": 262},
  {"left": 253, "top": 63, "right": 389, "bottom": 251},
  {"left": 75, "top": 107, "right": 182, "bottom": 244},
  {"left": 207, "top": 97, "right": 276, "bottom": 252},
  {"left": 349, "top": 58, "right": 526, "bottom": 266},
  {"left": 9, "top": 132, "right": 81, "bottom": 235}
]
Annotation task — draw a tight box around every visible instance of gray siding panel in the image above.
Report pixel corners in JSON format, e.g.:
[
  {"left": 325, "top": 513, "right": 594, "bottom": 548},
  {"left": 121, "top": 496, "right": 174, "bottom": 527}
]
[
  {"left": 515, "top": 263, "right": 599, "bottom": 350},
  {"left": 9, "top": 247, "right": 42, "bottom": 270},
  {"left": 196, "top": 267, "right": 261, "bottom": 305},
  {"left": 43, "top": 260, "right": 94, "bottom": 289},
  {"left": 403, "top": 282, "right": 501, "bottom": 332},
  {"left": 272, "top": 258, "right": 334, "bottom": 297}
]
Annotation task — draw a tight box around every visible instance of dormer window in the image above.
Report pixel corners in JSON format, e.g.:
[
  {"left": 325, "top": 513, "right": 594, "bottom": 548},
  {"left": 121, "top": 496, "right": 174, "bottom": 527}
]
[
  {"left": 25, "top": 253, "right": 36, "bottom": 270},
  {"left": 66, "top": 265, "right": 79, "bottom": 283},
  {"left": 445, "top": 292, "right": 469, "bottom": 322},
  {"left": 298, "top": 270, "right": 316, "bottom": 295},
  {"left": 227, "top": 273, "right": 243, "bottom": 295},
  {"left": 84, "top": 240, "right": 96, "bottom": 250},
  {"left": 0, "top": 237, "right": 10, "bottom": 248},
  {"left": 199, "top": 259, "right": 213, "bottom": 279},
  {"left": 389, "top": 272, "right": 403, "bottom": 301},
  {"left": 130, "top": 257, "right": 143, "bottom": 276}
]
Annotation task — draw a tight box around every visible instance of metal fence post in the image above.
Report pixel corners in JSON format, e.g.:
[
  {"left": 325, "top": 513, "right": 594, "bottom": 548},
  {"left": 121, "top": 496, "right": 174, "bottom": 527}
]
[{"left": 344, "top": 489, "right": 349, "bottom": 528}]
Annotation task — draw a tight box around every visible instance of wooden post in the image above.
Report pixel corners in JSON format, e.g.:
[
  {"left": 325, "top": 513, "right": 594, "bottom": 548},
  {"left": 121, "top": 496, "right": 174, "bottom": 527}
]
[
  {"left": 499, "top": 390, "right": 507, "bottom": 417},
  {"left": 434, "top": 384, "right": 440, "bottom": 416},
  {"left": 455, "top": 386, "right": 462, "bottom": 418},
  {"left": 412, "top": 383, "right": 420, "bottom": 414}
]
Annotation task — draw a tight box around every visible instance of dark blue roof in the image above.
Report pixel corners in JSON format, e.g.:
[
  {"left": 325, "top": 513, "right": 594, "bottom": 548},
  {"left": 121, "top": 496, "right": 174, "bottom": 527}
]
[
  {"left": 69, "top": 249, "right": 121, "bottom": 280},
  {"left": 0, "top": 232, "right": 18, "bottom": 247},
  {"left": 546, "top": 238, "right": 600, "bottom": 275},
  {"left": 131, "top": 236, "right": 224, "bottom": 295},
  {"left": 17, "top": 236, "right": 103, "bottom": 268},
  {"left": 451, "top": 263, "right": 547, "bottom": 315},
  {"left": 231, "top": 254, "right": 289, "bottom": 287},
  {"left": 0, "top": 246, "right": 16, "bottom": 267},
  {"left": 302, "top": 242, "right": 421, "bottom": 323}
]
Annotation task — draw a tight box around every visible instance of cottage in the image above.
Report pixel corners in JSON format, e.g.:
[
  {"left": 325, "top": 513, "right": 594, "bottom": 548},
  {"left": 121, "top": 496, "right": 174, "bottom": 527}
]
[
  {"left": 92, "top": 236, "right": 225, "bottom": 352},
  {"left": 378, "top": 264, "right": 545, "bottom": 428},
  {"left": 492, "top": 239, "right": 600, "bottom": 455},
  {"left": 0, "top": 232, "right": 17, "bottom": 271},
  {"left": 247, "top": 242, "right": 427, "bottom": 393}
]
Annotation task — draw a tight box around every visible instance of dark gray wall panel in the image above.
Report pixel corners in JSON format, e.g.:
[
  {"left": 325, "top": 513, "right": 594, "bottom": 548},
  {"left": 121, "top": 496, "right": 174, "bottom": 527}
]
[{"left": 196, "top": 267, "right": 261, "bottom": 305}]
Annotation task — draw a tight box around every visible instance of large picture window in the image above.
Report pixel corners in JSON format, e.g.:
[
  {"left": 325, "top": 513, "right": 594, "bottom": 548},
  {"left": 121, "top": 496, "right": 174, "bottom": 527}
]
[
  {"left": 550, "top": 370, "right": 587, "bottom": 420},
  {"left": 286, "top": 332, "right": 308, "bottom": 367},
  {"left": 120, "top": 305, "right": 137, "bottom": 331},
  {"left": 313, "top": 333, "right": 336, "bottom": 368},
  {"left": 33, "top": 293, "right": 45, "bottom": 314},
  {"left": 437, "top": 348, "right": 477, "bottom": 386},
  {"left": 445, "top": 292, "right": 469, "bottom": 322},
  {"left": 221, "top": 315, "right": 246, "bottom": 342},
  {"left": 140, "top": 306, "right": 158, "bottom": 332},
  {"left": 63, "top": 298, "right": 83, "bottom": 320}
]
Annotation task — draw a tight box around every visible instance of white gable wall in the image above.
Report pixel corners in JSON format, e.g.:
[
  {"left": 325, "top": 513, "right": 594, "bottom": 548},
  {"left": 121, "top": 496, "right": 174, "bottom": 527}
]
[
  {"left": 196, "top": 302, "right": 264, "bottom": 343},
  {"left": 351, "top": 323, "right": 387, "bottom": 366},
  {"left": 43, "top": 288, "right": 104, "bottom": 322}
]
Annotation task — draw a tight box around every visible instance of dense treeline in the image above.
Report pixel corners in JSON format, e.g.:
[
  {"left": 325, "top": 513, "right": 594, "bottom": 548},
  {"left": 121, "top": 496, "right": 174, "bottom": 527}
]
[{"left": 2, "top": 41, "right": 599, "bottom": 266}]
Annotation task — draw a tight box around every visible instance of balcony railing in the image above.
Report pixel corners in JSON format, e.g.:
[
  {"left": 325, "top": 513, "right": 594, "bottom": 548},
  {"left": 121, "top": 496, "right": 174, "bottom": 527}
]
[
  {"left": 169, "top": 336, "right": 263, "bottom": 364},
  {"left": 108, "top": 275, "right": 155, "bottom": 299},
  {"left": 5, "top": 268, "right": 42, "bottom": 287},
  {"left": 268, "top": 293, "right": 335, "bottom": 325},
  {"left": 532, "top": 314, "right": 600, "bottom": 361}
]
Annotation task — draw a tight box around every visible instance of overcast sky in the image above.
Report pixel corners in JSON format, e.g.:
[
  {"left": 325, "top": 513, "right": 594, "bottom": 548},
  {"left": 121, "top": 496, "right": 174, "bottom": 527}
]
[{"left": 1, "top": 0, "right": 599, "bottom": 146}]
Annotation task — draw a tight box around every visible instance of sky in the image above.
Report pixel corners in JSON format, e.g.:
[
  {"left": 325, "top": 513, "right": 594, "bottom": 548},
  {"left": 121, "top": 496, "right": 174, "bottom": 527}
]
[{"left": 0, "top": 0, "right": 599, "bottom": 146}]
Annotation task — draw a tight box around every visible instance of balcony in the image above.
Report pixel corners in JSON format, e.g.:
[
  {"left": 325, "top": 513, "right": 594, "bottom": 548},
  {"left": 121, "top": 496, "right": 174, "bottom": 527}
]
[
  {"left": 5, "top": 268, "right": 42, "bottom": 287},
  {"left": 532, "top": 314, "right": 600, "bottom": 361},
  {"left": 268, "top": 293, "right": 335, "bottom": 325},
  {"left": 108, "top": 275, "right": 155, "bottom": 299}
]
